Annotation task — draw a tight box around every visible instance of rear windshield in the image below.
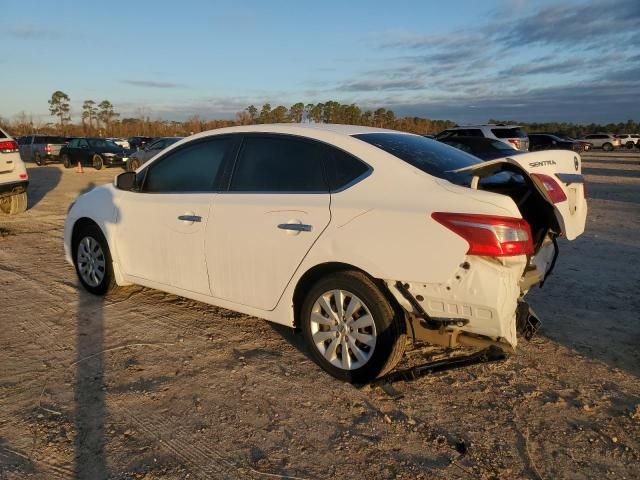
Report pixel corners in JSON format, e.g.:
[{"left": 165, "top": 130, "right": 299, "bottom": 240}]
[
  {"left": 38, "top": 136, "right": 66, "bottom": 144},
  {"left": 0, "top": 128, "right": 7, "bottom": 139},
  {"left": 491, "top": 127, "right": 527, "bottom": 138},
  {"left": 353, "top": 133, "right": 480, "bottom": 184},
  {"left": 87, "top": 139, "right": 119, "bottom": 148}
]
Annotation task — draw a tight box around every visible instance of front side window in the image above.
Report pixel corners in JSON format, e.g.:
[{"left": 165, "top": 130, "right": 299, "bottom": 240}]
[
  {"left": 78, "top": 139, "right": 89, "bottom": 148},
  {"left": 230, "top": 136, "right": 326, "bottom": 192},
  {"left": 143, "top": 138, "right": 229, "bottom": 192},
  {"left": 68, "top": 139, "right": 80, "bottom": 148}
]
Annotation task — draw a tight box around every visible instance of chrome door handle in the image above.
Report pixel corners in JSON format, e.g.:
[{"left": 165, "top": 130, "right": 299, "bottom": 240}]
[
  {"left": 278, "top": 223, "right": 313, "bottom": 232},
  {"left": 178, "top": 214, "right": 202, "bottom": 222}
]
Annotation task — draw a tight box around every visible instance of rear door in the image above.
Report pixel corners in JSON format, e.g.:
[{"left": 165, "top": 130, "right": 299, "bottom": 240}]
[
  {"left": 455, "top": 150, "right": 587, "bottom": 240},
  {"left": 206, "top": 134, "right": 331, "bottom": 311}
]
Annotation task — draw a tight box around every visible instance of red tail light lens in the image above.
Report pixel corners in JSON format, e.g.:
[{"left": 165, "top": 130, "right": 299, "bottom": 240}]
[
  {"left": 45, "top": 144, "right": 52, "bottom": 153},
  {"left": 530, "top": 173, "right": 567, "bottom": 203},
  {"left": 507, "top": 139, "right": 521, "bottom": 150},
  {"left": 432, "top": 212, "right": 534, "bottom": 257},
  {"left": 0, "top": 140, "right": 18, "bottom": 153}
]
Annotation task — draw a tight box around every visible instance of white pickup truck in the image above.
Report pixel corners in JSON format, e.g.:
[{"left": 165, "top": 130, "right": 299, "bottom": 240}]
[{"left": 18, "top": 134, "right": 67, "bottom": 165}]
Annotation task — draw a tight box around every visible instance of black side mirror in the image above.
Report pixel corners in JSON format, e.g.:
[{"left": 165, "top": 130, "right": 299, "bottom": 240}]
[{"left": 116, "top": 171, "right": 137, "bottom": 191}]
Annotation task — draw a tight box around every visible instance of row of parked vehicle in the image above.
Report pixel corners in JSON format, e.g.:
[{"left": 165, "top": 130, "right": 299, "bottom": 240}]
[
  {"left": 433, "top": 124, "right": 640, "bottom": 153},
  {"left": 16, "top": 135, "right": 183, "bottom": 171}
]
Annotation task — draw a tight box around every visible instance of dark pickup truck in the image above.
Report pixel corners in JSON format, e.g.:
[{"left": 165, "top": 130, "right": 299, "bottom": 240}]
[{"left": 18, "top": 135, "right": 67, "bottom": 165}]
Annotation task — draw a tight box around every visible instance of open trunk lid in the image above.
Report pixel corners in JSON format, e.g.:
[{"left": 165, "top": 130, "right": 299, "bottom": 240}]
[{"left": 454, "top": 150, "right": 587, "bottom": 240}]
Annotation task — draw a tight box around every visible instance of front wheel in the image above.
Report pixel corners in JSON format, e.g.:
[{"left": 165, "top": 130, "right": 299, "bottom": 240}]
[
  {"left": 300, "top": 271, "right": 406, "bottom": 383},
  {"left": 0, "top": 192, "right": 27, "bottom": 215},
  {"left": 73, "top": 224, "right": 115, "bottom": 295},
  {"left": 626, "top": 141, "right": 634, "bottom": 149},
  {"left": 93, "top": 154, "right": 104, "bottom": 170}
]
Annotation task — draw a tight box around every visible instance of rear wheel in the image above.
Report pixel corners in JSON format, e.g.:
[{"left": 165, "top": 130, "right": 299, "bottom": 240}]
[
  {"left": 34, "top": 153, "right": 43, "bottom": 166},
  {"left": 602, "top": 142, "right": 613, "bottom": 151},
  {"left": 62, "top": 154, "right": 72, "bottom": 168},
  {"left": 73, "top": 223, "right": 115, "bottom": 295},
  {"left": 93, "top": 154, "right": 104, "bottom": 170},
  {"left": 0, "top": 192, "right": 27, "bottom": 215},
  {"left": 300, "top": 271, "right": 406, "bottom": 383}
]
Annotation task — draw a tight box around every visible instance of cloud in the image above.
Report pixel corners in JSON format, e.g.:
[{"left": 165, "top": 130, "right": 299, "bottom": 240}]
[
  {"left": 339, "top": 79, "right": 426, "bottom": 92},
  {"left": 10, "top": 25, "right": 60, "bottom": 39},
  {"left": 499, "top": 58, "right": 586, "bottom": 76},
  {"left": 121, "top": 80, "right": 186, "bottom": 89}
]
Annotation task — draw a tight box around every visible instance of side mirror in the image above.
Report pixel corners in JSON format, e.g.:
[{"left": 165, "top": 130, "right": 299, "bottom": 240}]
[{"left": 116, "top": 171, "right": 137, "bottom": 191}]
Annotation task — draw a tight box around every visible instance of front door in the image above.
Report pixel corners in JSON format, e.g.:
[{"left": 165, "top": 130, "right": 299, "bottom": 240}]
[
  {"left": 115, "top": 137, "right": 231, "bottom": 296},
  {"left": 206, "top": 134, "right": 331, "bottom": 311}
]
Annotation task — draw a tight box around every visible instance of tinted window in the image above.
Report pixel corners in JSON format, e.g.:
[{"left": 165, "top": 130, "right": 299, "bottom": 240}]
[
  {"left": 491, "top": 127, "right": 527, "bottom": 138},
  {"left": 354, "top": 133, "right": 480, "bottom": 184},
  {"left": 324, "top": 147, "right": 369, "bottom": 191},
  {"left": 40, "top": 136, "right": 66, "bottom": 144},
  {"left": 143, "top": 138, "right": 229, "bottom": 192},
  {"left": 230, "top": 136, "right": 326, "bottom": 192},
  {"left": 68, "top": 139, "right": 80, "bottom": 148}
]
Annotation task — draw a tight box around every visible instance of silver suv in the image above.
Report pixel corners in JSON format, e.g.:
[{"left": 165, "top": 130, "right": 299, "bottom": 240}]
[
  {"left": 0, "top": 127, "right": 28, "bottom": 214},
  {"left": 581, "top": 134, "right": 621, "bottom": 151},
  {"left": 436, "top": 124, "right": 529, "bottom": 151}
]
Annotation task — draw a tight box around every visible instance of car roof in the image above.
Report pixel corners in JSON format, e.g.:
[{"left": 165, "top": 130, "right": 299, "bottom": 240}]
[
  {"left": 449, "top": 124, "right": 521, "bottom": 129},
  {"left": 189, "top": 123, "right": 406, "bottom": 142}
]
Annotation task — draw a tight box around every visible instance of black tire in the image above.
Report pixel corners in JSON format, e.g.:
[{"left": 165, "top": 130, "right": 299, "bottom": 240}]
[
  {"left": 602, "top": 142, "right": 613, "bottom": 152},
  {"left": 626, "top": 141, "right": 634, "bottom": 149},
  {"left": 72, "top": 223, "right": 116, "bottom": 295},
  {"left": 126, "top": 158, "right": 140, "bottom": 172},
  {"left": 93, "top": 154, "right": 104, "bottom": 170},
  {"left": 0, "top": 192, "right": 27, "bottom": 215},
  {"left": 34, "top": 153, "right": 43, "bottom": 166},
  {"left": 62, "top": 154, "right": 72, "bottom": 169},
  {"left": 300, "top": 270, "right": 406, "bottom": 383}
]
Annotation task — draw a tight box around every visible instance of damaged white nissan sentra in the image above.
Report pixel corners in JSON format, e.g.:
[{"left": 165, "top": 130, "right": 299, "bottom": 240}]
[{"left": 64, "top": 124, "right": 587, "bottom": 382}]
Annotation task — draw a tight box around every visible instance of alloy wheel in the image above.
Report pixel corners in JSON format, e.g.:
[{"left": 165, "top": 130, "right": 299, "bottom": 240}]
[{"left": 76, "top": 236, "right": 106, "bottom": 287}]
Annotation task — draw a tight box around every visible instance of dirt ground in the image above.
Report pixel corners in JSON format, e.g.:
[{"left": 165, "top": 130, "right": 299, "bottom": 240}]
[{"left": 1, "top": 153, "right": 639, "bottom": 480}]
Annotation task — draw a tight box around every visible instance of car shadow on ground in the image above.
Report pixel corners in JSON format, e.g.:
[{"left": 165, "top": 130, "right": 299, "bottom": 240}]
[{"left": 25, "top": 166, "right": 62, "bottom": 209}]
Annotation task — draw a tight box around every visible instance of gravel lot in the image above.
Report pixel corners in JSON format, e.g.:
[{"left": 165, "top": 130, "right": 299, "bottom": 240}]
[{"left": 1, "top": 154, "right": 639, "bottom": 479}]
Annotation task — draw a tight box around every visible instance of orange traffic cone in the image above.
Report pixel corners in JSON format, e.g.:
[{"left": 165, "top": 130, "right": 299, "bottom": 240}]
[{"left": 76, "top": 161, "right": 83, "bottom": 173}]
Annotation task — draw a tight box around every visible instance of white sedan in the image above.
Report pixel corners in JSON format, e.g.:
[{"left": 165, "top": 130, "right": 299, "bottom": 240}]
[{"left": 64, "top": 124, "right": 587, "bottom": 382}]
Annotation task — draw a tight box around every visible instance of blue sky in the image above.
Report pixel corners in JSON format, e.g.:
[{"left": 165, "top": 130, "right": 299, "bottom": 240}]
[{"left": 2, "top": 0, "right": 639, "bottom": 124}]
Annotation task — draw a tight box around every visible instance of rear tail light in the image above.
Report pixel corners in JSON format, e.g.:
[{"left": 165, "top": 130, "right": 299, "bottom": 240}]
[
  {"left": 0, "top": 140, "right": 18, "bottom": 153},
  {"left": 432, "top": 212, "right": 534, "bottom": 257},
  {"left": 45, "top": 144, "right": 52, "bottom": 154},
  {"left": 530, "top": 173, "right": 567, "bottom": 203},
  {"left": 507, "top": 138, "right": 521, "bottom": 150},
  {"left": 19, "top": 173, "right": 28, "bottom": 179}
]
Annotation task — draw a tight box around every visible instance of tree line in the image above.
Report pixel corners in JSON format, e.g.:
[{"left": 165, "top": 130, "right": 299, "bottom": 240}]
[{"left": 0, "top": 90, "right": 638, "bottom": 138}]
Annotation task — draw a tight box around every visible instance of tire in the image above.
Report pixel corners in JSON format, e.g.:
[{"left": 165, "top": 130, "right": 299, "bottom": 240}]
[
  {"left": 34, "top": 153, "right": 43, "bottom": 166},
  {"left": 300, "top": 271, "right": 406, "bottom": 383},
  {"left": 626, "top": 141, "right": 634, "bottom": 149},
  {"left": 93, "top": 154, "right": 104, "bottom": 170},
  {"left": 73, "top": 223, "right": 116, "bottom": 295},
  {"left": 62, "top": 154, "right": 72, "bottom": 169},
  {"left": 126, "top": 158, "right": 140, "bottom": 172},
  {"left": 602, "top": 142, "right": 613, "bottom": 152},
  {"left": 0, "top": 192, "right": 27, "bottom": 215}
]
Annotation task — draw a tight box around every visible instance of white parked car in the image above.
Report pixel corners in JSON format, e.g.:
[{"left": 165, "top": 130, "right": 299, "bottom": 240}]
[
  {"left": 107, "top": 138, "right": 131, "bottom": 149},
  {"left": 436, "top": 124, "right": 530, "bottom": 151},
  {"left": 64, "top": 124, "right": 587, "bottom": 382},
  {"left": 0, "top": 127, "right": 28, "bottom": 215}
]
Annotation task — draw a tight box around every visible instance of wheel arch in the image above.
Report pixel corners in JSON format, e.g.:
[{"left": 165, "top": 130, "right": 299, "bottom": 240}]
[
  {"left": 291, "top": 261, "right": 405, "bottom": 330},
  {"left": 71, "top": 217, "right": 106, "bottom": 251}
]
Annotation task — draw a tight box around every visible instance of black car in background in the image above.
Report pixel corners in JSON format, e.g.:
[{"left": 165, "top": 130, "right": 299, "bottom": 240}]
[
  {"left": 127, "top": 136, "right": 155, "bottom": 151},
  {"left": 59, "top": 138, "right": 134, "bottom": 170},
  {"left": 528, "top": 133, "right": 585, "bottom": 152},
  {"left": 438, "top": 136, "right": 524, "bottom": 161}
]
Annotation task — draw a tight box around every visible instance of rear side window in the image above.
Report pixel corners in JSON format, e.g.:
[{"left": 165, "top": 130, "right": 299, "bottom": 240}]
[
  {"left": 143, "top": 138, "right": 229, "bottom": 192},
  {"left": 324, "top": 148, "right": 369, "bottom": 191},
  {"left": 354, "top": 133, "right": 480, "bottom": 184},
  {"left": 230, "top": 136, "right": 326, "bottom": 192},
  {"left": 491, "top": 127, "right": 527, "bottom": 138},
  {"left": 41, "top": 136, "right": 66, "bottom": 144}
]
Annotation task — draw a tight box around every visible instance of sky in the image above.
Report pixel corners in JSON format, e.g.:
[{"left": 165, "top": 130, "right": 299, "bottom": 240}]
[{"left": 1, "top": 0, "right": 639, "bottom": 124}]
